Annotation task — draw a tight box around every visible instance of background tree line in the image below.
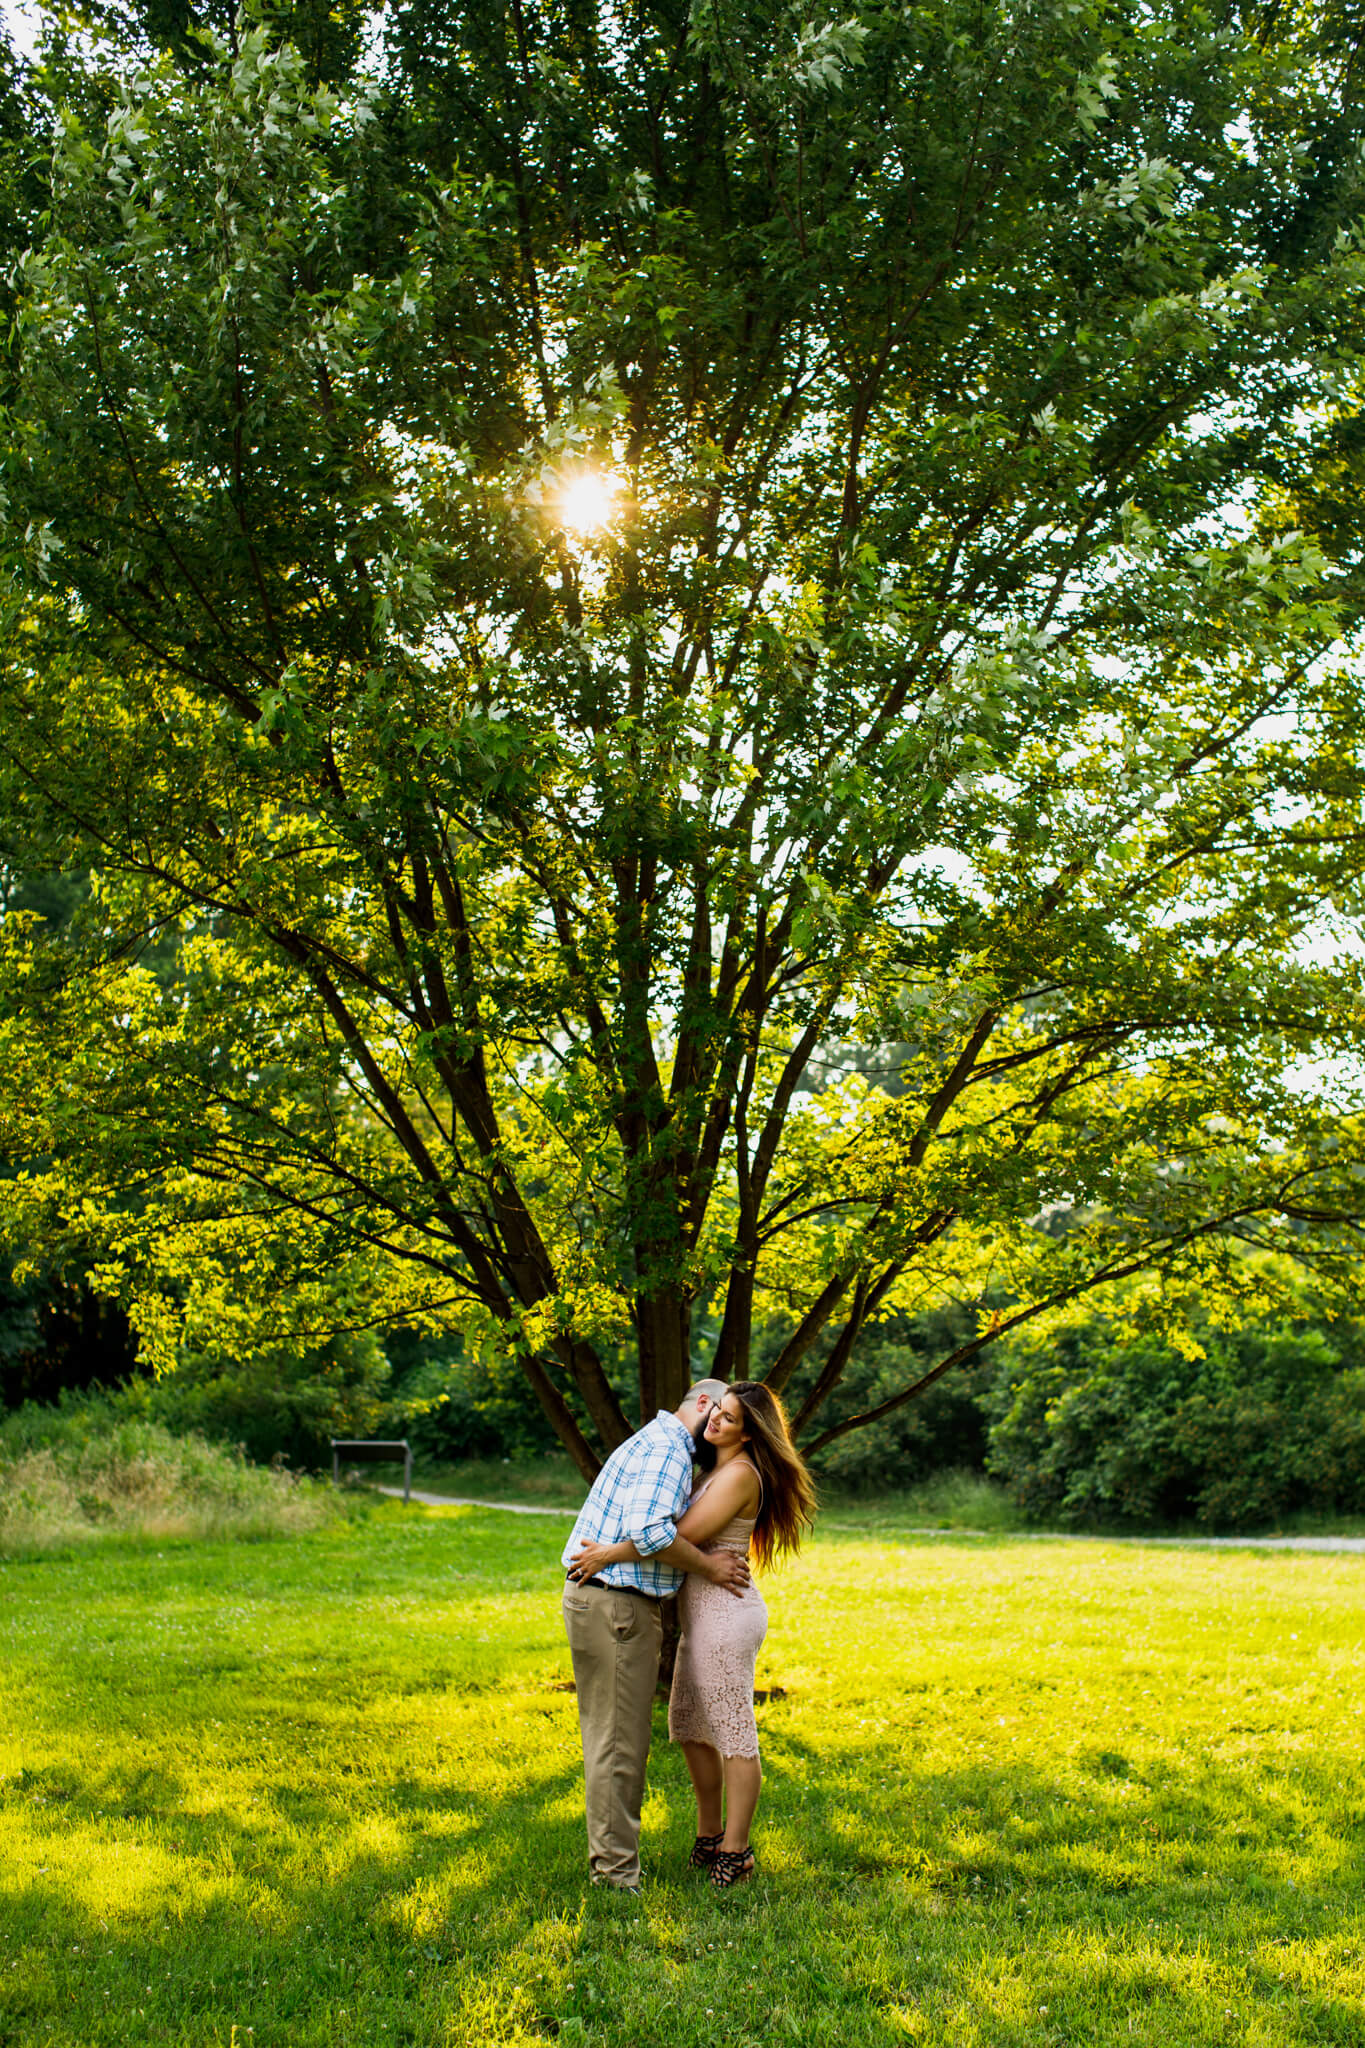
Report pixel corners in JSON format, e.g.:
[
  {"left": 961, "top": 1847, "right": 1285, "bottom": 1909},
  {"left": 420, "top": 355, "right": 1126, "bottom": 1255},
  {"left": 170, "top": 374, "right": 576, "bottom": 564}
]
[{"left": 7, "top": 1230, "right": 1365, "bottom": 1533}]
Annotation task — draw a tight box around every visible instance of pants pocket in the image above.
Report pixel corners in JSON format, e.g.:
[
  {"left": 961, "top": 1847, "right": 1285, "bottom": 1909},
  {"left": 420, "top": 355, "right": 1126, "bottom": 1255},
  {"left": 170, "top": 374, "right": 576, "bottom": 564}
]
[{"left": 610, "top": 1599, "right": 639, "bottom": 1637}]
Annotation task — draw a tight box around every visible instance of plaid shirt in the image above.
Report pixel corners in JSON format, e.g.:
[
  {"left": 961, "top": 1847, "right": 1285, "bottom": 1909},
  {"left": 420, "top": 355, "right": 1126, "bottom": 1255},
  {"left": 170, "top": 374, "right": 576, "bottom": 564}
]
[{"left": 560, "top": 1410, "right": 696, "bottom": 1598}]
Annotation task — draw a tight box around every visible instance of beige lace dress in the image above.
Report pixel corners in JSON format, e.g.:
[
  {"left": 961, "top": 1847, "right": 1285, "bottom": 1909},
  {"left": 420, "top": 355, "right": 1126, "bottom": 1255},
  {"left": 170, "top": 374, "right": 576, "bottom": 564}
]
[{"left": 667, "top": 1466, "right": 767, "bottom": 1760}]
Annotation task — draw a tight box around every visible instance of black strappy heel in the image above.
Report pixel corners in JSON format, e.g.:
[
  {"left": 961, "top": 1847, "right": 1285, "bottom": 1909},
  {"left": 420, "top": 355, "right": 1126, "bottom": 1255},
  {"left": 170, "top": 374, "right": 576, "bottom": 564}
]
[
  {"left": 710, "top": 1846, "right": 755, "bottom": 1888},
  {"left": 687, "top": 1830, "right": 723, "bottom": 1869}
]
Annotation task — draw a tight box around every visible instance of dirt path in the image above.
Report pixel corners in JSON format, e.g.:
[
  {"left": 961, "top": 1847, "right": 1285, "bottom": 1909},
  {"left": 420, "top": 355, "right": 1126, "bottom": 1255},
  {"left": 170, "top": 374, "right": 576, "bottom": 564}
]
[{"left": 377, "top": 1485, "right": 576, "bottom": 1517}]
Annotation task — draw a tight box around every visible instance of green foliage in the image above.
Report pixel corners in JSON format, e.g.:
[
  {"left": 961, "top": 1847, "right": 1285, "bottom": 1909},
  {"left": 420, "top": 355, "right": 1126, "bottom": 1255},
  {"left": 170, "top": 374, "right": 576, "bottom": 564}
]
[
  {"left": 0, "top": 1256, "right": 393, "bottom": 1471},
  {"left": 4, "top": 1510, "right": 1365, "bottom": 2042},
  {"left": 774, "top": 1306, "right": 993, "bottom": 1490},
  {"left": 3, "top": 0, "right": 1365, "bottom": 1481},
  {"left": 386, "top": 1323, "right": 565, "bottom": 1463},
  {"left": 0, "top": 1387, "right": 335, "bottom": 1550},
  {"left": 987, "top": 1318, "right": 1365, "bottom": 1530},
  {"left": 134, "top": 1325, "right": 393, "bottom": 1468}
]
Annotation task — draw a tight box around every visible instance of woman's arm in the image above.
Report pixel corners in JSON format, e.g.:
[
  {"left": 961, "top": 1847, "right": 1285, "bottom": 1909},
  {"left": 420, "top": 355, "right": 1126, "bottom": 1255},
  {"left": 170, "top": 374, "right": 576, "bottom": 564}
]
[{"left": 676, "top": 1462, "right": 759, "bottom": 1546}]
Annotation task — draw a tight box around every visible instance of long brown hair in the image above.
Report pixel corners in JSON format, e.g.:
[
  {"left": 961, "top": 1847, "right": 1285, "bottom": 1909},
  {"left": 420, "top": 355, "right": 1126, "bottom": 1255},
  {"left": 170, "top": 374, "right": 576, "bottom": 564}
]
[{"left": 726, "top": 1380, "right": 816, "bottom": 1570}]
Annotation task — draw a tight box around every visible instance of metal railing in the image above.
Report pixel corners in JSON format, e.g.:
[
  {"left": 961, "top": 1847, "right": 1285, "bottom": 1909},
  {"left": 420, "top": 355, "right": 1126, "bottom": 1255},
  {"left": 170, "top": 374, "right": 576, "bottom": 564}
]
[{"left": 329, "top": 1438, "right": 413, "bottom": 1503}]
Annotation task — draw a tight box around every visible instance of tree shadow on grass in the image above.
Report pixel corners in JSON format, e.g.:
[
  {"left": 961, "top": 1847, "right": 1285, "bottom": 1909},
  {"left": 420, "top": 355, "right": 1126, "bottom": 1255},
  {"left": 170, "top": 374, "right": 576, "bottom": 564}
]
[
  {"left": 1, "top": 1735, "right": 595, "bottom": 2046},
  {"left": 706, "top": 1721, "right": 1365, "bottom": 2045},
  {"left": 8, "top": 1670, "right": 1365, "bottom": 2046}
]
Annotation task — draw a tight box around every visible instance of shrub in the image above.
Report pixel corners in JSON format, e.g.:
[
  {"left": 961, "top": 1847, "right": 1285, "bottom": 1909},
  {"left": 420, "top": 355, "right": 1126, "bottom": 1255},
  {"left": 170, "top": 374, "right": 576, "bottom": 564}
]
[
  {"left": 137, "top": 1329, "right": 394, "bottom": 1470},
  {"left": 776, "top": 1307, "right": 993, "bottom": 1492},
  {"left": 386, "top": 1328, "right": 560, "bottom": 1463},
  {"left": 986, "top": 1321, "right": 1365, "bottom": 1530},
  {"left": 386, "top": 1326, "right": 637, "bottom": 1465},
  {"left": 0, "top": 1391, "right": 337, "bottom": 1552}
]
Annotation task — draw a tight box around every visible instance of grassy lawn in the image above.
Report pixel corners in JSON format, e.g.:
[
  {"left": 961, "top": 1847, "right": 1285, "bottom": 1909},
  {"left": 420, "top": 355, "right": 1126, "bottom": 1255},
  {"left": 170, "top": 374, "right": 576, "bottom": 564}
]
[
  {"left": 404, "top": 1455, "right": 1025, "bottom": 1532},
  {"left": 400, "top": 1456, "right": 1365, "bottom": 1540},
  {"left": 3, "top": 1504, "right": 1365, "bottom": 2046},
  {"left": 406, "top": 1454, "right": 587, "bottom": 1510}
]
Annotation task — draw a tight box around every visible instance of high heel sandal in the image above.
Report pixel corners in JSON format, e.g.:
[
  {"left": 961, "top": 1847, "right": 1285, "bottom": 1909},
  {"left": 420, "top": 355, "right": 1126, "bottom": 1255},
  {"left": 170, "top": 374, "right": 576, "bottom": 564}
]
[
  {"left": 709, "top": 1846, "right": 755, "bottom": 1888},
  {"left": 687, "top": 1831, "right": 723, "bottom": 1870}
]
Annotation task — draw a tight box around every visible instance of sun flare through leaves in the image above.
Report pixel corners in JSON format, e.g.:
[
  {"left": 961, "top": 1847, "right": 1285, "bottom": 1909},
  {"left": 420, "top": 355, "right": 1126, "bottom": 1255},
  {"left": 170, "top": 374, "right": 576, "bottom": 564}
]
[{"left": 556, "top": 468, "right": 619, "bottom": 538}]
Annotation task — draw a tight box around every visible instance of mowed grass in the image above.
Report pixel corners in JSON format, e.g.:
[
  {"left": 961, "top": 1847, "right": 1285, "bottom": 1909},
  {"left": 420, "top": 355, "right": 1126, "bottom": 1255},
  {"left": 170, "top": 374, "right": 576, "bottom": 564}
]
[
  {"left": 407, "top": 1456, "right": 1024, "bottom": 1533},
  {"left": 3, "top": 1507, "right": 1365, "bottom": 2047}
]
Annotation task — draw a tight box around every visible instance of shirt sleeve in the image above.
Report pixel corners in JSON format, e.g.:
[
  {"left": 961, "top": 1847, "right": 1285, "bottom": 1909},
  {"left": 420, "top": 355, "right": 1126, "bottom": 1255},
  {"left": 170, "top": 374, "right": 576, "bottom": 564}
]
[{"left": 620, "top": 1437, "right": 688, "bottom": 1557}]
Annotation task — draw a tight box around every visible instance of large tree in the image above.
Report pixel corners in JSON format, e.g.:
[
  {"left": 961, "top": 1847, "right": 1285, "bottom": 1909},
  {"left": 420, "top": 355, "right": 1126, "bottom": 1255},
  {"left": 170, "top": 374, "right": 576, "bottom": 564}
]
[{"left": 3, "top": 0, "right": 1365, "bottom": 1476}]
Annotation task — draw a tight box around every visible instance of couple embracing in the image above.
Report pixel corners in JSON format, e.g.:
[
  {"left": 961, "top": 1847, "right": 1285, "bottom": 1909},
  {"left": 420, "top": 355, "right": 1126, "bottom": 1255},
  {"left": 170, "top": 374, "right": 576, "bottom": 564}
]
[{"left": 561, "top": 1378, "right": 815, "bottom": 1892}]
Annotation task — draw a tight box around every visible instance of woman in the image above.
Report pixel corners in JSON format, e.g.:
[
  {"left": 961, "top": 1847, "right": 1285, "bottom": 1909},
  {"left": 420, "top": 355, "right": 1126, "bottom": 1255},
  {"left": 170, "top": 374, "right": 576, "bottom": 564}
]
[{"left": 568, "top": 1379, "right": 815, "bottom": 1888}]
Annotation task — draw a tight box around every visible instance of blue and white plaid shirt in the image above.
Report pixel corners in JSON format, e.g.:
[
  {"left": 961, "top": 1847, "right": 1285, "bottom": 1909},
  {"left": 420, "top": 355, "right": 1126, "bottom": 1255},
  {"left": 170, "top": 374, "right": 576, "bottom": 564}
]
[{"left": 560, "top": 1410, "right": 697, "bottom": 1598}]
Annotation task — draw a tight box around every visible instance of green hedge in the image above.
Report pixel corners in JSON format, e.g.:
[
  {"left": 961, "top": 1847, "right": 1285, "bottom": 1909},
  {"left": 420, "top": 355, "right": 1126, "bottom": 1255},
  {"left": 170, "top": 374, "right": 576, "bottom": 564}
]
[
  {"left": 131, "top": 1329, "right": 393, "bottom": 1471},
  {"left": 773, "top": 1307, "right": 991, "bottom": 1492},
  {"left": 985, "top": 1322, "right": 1365, "bottom": 1530}
]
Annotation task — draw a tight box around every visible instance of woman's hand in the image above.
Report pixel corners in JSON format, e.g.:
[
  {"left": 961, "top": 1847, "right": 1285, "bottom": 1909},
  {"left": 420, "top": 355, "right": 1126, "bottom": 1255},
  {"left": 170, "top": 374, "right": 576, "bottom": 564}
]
[{"left": 567, "top": 1537, "right": 631, "bottom": 1580}]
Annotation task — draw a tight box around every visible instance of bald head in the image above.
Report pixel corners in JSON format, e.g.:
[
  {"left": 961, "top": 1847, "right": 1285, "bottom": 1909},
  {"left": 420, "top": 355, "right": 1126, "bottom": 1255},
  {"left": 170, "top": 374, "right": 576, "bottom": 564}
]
[{"left": 676, "top": 1376, "right": 728, "bottom": 1435}]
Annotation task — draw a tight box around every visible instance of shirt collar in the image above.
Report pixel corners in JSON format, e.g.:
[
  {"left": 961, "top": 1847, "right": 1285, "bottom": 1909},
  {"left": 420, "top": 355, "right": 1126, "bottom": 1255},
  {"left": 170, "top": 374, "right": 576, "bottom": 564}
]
[{"left": 656, "top": 1409, "right": 696, "bottom": 1454}]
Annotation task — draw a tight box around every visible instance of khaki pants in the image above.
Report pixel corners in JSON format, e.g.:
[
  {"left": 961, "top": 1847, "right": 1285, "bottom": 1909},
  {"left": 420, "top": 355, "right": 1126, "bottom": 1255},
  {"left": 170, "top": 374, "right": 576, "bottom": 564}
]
[{"left": 562, "top": 1581, "right": 663, "bottom": 1887}]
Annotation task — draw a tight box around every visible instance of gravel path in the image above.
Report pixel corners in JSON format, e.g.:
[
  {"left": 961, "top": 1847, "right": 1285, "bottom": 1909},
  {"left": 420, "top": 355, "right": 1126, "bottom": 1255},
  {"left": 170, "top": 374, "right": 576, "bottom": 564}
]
[
  {"left": 378, "top": 1485, "right": 576, "bottom": 1516},
  {"left": 377, "top": 1485, "right": 1365, "bottom": 1550},
  {"left": 1082, "top": 1532, "right": 1365, "bottom": 1553}
]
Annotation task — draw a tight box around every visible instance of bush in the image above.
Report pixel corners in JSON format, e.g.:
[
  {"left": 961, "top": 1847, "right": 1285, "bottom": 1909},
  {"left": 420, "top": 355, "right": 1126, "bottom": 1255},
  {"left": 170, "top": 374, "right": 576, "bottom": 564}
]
[
  {"left": 775, "top": 1307, "right": 993, "bottom": 1492},
  {"left": 0, "top": 1390, "right": 338, "bottom": 1552},
  {"left": 986, "top": 1321, "right": 1365, "bottom": 1530},
  {"left": 138, "top": 1328, "right": 394, "bottom": 1471},
  {"left": 385, "top": 1328, "right": 556, "bottom": 1462},
  {"left": 386, "top": 1326, "right": 635, "bottom": 1465}
]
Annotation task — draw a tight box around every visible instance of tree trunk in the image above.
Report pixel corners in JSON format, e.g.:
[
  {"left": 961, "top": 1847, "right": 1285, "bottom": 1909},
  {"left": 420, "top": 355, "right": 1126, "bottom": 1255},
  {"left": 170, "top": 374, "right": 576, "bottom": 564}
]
[
  {"left": 518, "top": 1351, "right": 601, "bottom": 1483},
  {"left": 637, "top": 1291, "right": 692, "bottom": 1418},
  {"left": 656, "top": 1594, "right": 681, "bottom": 1698}
]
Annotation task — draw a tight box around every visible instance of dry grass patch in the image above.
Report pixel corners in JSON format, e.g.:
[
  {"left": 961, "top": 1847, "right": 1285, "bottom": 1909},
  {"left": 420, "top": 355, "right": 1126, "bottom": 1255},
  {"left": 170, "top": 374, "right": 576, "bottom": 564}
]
[{"left": 0, "top": 1409, "right": 335, "bottom": 1552}]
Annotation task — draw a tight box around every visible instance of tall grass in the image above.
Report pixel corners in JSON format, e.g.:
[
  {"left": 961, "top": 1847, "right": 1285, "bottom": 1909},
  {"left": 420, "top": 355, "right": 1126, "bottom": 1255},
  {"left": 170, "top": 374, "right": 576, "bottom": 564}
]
[
  {"left": 0, "top": 1396, "right": 336, "bottom": 1553},
  {"left": 821, "top": 1465, "right": 1024, "bottom": 1533}
]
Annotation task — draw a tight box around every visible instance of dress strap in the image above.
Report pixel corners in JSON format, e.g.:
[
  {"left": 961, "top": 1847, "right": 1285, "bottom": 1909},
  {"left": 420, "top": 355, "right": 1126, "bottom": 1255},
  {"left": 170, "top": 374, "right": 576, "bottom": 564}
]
[{"left": 734, "top": 1458, "right": 763, "bottom": 1514}]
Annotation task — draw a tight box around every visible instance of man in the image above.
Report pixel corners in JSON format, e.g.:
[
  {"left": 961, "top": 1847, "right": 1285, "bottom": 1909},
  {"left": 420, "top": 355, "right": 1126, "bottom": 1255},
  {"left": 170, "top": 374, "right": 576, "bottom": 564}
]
[{"left": 560, "top": 1378, "right": 750, "bottom": 1892}]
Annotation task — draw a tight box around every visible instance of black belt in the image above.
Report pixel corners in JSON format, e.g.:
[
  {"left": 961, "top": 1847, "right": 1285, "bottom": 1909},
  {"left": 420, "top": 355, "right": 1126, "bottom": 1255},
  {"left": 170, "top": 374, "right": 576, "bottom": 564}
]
[{"left": 567, "top": 1573, "right": 661, "bottom": 1604}]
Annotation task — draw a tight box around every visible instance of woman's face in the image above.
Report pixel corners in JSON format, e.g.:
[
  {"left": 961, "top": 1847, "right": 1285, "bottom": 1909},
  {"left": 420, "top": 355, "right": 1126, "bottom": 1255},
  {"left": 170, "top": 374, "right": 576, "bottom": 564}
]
[{"left": 704, "top": 1394, "right": 748, "bottom": 1450}]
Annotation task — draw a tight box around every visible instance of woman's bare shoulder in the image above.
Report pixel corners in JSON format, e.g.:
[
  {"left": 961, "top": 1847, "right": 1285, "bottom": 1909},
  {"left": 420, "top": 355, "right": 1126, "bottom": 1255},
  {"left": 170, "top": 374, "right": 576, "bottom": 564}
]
[{"left": 714, "top": 1457, "right": 761, "bottom": 1508}]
